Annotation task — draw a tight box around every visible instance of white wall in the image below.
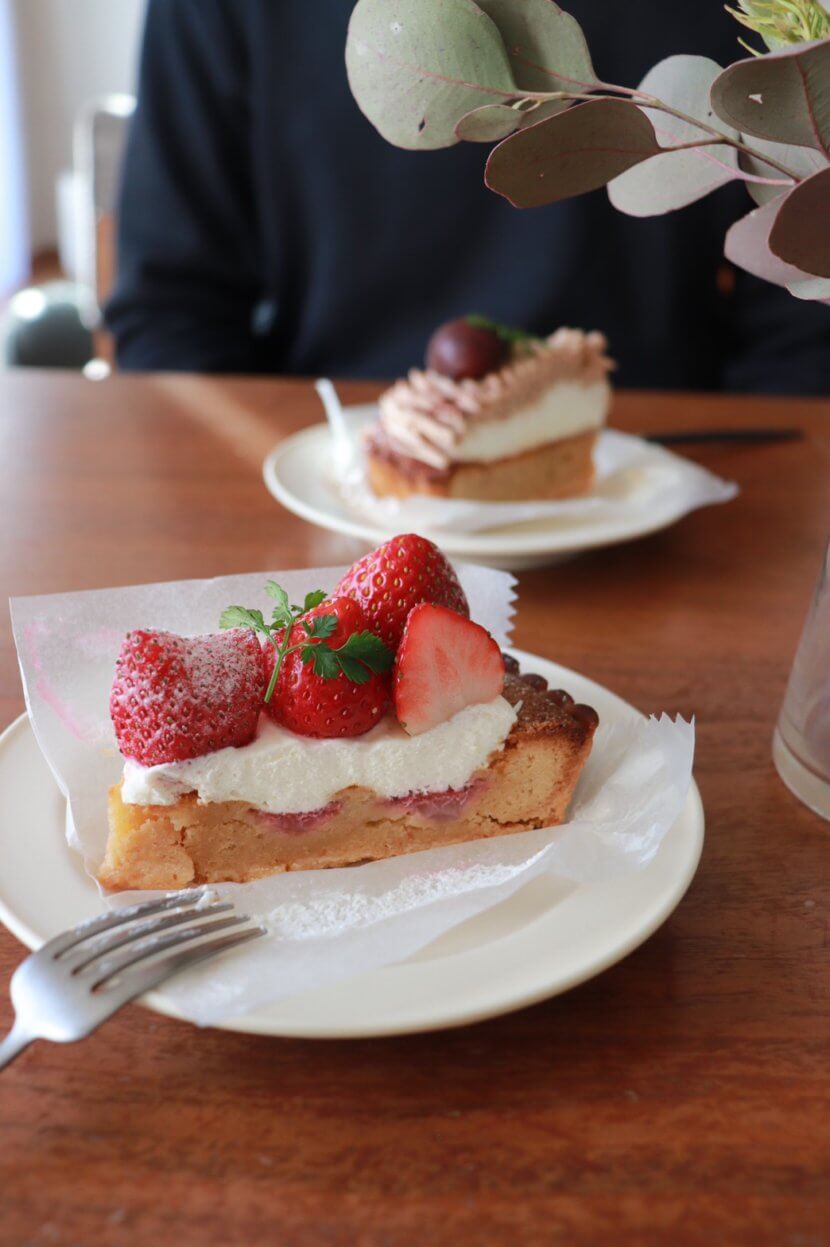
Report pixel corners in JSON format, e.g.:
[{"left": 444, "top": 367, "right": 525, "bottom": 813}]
[
  {"left": 13, "top": 0, "right": 146, "bottom": 251},
  {"left": 0, "top": 0, "right": 28, "bottom": 293}
]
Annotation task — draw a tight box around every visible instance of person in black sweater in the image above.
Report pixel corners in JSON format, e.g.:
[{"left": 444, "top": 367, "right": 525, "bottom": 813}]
[{"left": 106, "top": 0, "right": 830, "bottom": 393}]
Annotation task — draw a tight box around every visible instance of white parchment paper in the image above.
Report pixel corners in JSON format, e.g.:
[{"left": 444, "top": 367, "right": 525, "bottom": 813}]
[
  {"left": 318, "top": 387, "right": 737, "bottom": 536},
  {"left": 10, "top": 564, "right": 695, "bottom": 1026}
]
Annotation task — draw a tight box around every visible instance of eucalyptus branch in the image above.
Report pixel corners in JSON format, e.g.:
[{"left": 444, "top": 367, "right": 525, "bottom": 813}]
[
  {"left": 505, "top": 83, "right": 802, "bottom": 183},
  {"left": 662, "top": 137, "right": 730, "bottom": 151},
  {"left": 502, "top": 53, "right": 804, "bottom": 182},
  {"left": 345, "top": 0, "right": 829, "bottom": 298},
  {"left": 656, "top": 134, "right": 793, "bottom": 184},
  {"left": 657, "top": 132, "right": 793, "bottom": 185},
  {"left": 633, "top": 91, "right": 803, "bottom": 179}
]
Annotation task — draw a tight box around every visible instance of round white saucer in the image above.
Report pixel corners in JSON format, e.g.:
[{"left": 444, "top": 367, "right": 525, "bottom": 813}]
[
  {"left": 0, "top": 653, "right": 703, "bottom": 1039},
  {"left": 263, "top": 414, "right": 725, "bottom": 571}
]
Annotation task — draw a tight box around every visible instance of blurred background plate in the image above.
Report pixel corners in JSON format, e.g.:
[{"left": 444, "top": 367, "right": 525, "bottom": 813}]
[{"left": 263, "top": 415, "right": 716, "bottom": 571}]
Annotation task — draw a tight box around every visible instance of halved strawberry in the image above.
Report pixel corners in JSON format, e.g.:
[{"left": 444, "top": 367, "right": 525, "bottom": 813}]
[
  {"left": 334, "top": 534, "right": 469, "bottom": 650},
  {"left": 393, "top": 603, "right": 504, "bottom": 736},
  {"left": 110, "top": 628, "right": 266, "bottom": 765},
  {"left": 264, "top": 597, "right": 390, "bottom": 738}
]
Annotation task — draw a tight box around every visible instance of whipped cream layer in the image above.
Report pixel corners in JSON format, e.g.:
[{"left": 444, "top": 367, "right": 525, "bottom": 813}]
[
  {"left": 451, "top": 381, "right": 608, "bottom": 463},
  {"left": 121, "top": 697, "right": 518, "bottom": 816},
  {"left": 377, "top": 327, "right": 613, "bottom": 471}
]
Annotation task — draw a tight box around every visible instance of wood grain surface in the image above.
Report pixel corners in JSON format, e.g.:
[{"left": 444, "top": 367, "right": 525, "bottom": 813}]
[{"left": 0, "top": 370, "right": 828, "bottom": 1247}]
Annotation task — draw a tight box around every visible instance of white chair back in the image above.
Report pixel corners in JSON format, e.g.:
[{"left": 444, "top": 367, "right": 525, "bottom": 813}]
[{"left": 72, "top": 93, "right": 135, "bottom": 329}]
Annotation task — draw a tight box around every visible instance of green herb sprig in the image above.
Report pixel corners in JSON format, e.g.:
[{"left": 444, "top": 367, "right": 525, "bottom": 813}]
[
  {"left": 220, "top": 582, "right": 393, "bottom": 704},
  {"left": 725, "top": 0, "right": 830, "bottom": 53},
  {"left": 465, "top": 314, "right": 540, "bottom": 346}
]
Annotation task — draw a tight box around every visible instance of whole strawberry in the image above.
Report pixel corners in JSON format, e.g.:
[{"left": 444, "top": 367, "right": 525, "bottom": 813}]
[
  {"left": 110, "top": 628, "right": 266, "bottom": 765},
  {"left": 263, "top": 597, "right": 391, "bottom": 738},
  {"left": 334, "top": 534, "right": 469, "bottom": 650}
]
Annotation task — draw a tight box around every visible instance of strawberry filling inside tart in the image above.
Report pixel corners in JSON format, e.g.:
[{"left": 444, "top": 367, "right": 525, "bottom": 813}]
[
  {"left": 255, "top": 802, "right": 344, "bottom": 836},
  {"left": 99, "top": 535, "right": 598, "bottom": 891},
  {"left": 381, "top": 779, "right": 489, "bottom": 821}
]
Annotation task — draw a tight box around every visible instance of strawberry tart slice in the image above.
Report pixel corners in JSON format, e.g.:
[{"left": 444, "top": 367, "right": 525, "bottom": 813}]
[{"left": 99, "top": 535, "right": 598, "bottom": 891}]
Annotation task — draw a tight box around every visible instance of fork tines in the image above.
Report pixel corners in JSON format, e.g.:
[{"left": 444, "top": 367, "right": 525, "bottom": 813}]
[{"left": 45, "top": 892, "right": 264, "bottom": 991}]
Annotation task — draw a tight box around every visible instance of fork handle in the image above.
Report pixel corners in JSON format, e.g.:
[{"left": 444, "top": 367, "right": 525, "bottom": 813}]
[{"left": 0, "top": 1019, "right": 32, "bottom": 1071}]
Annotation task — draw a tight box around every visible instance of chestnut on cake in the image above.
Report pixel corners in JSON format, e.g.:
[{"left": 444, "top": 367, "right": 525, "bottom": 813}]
[
  {"left": 366, "top": 316, "right": 614, "bottom": 502},
  {"left": 99, "top": 536, "right": 598, "bottom": 891}
]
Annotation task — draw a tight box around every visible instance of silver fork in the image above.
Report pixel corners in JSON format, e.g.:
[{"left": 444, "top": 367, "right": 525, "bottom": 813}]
[{"left": 0, "top": 892, "right": 265, "bottom": 1070}]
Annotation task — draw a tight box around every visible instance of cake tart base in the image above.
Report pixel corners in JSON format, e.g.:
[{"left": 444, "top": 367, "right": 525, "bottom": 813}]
[
  {"left": 366, "top": 430, "right": 597, "bottom": 503},
  {"left": 98, "top": 675, "right": 598, "bottom": 891}
]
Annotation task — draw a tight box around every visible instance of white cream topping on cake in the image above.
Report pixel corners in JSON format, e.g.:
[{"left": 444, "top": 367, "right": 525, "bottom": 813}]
[
  {"left": 450, "top": 381, "right": 608, "bottom": 462},
  {"left": 376, "top": 328, "right": 613, "bottom": 470},
  {"left": 121, "top": 696, "right": 518, "bottom": 815}
]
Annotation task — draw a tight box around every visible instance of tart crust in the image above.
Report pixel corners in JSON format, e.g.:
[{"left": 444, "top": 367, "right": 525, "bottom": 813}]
[
  {"left": 98, "top": 674, "right": 598, "bottom": 891},
  {"left": 366, "top": 429, "right": 597, "bottom": 502}
]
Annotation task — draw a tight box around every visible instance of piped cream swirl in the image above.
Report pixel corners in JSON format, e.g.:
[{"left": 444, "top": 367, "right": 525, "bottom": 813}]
[{"left": 376, "top": 328, "right": 613, "bottom": 470}]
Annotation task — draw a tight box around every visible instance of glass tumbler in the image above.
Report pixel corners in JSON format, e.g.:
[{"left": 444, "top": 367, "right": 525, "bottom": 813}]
[{"left": 773, "top": 541, "right": 830, "bottom": 820}]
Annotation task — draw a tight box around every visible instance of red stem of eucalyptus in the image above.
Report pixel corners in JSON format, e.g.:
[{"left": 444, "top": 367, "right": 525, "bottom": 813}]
[{"left": 509, "top": 58, "right": 802, "bottom": 182}]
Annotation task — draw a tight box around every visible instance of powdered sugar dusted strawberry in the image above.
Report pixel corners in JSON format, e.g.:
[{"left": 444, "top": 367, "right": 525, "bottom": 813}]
[
  {"left": 110, "top": 628, "right": 266, "bottom": 765},
  {"left": 334, "top": 534, "right": 469, "bottom": 650},
  {"left": 264, "top": 597, "right": 391, "bottom": 738},
  {"left": 393, "top": 603, "right": 504, "bottom": 736}
]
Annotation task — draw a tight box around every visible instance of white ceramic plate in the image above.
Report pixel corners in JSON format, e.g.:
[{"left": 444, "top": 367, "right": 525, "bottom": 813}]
[
  {"left": 0, "top": 653, "right": 703, "bottom": 1039},
  {"left": 263, "top": 413, "right": 711, "bottom": 571}
]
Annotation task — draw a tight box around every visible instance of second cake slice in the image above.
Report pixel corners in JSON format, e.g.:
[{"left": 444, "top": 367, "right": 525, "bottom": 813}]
[{"left": 367, "top": 318, "right": 613, "bottom": 502}]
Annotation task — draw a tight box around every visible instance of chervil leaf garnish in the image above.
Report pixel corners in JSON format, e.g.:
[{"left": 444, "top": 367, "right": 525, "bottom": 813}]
[
  {"left": 336, "top": 631, "right": 395, "bottom": 675},
  {"left": 220, "top": 583, "right": 393, "bottom": 704},
  {"left": 301, "top": 644, "right": 341, "bottom": 680},
  {"left": 264, "top": 580, "right": 293, "bottom": 629},
  {"left": 220, "top": 606, "right": 267, "bottom": 632},
  {"left": 299, "top": 629, "right": 395, "bottom": 685},
  {"left": 265, "top": 580, "right": 290, "bottom": 609},
  {"left": 302, "top": 614, "right": 338, "bottom": 641},
  {"left": 336, "top": 653, "right": 371, "bottom": 684}
]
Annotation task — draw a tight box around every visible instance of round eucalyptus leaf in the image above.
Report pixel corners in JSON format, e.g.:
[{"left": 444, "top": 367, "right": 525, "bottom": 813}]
[
  {"left": 345, "top": 0, "right": 516, "bottom": 151},
  {"left": 485, "top": 98, "right": 661, "bottom": 208},
  {"left": 608, "top": 56, "right": 738, "bottom": 217},
  {"left": 710, "top": 41, "right": 830, "bottom": 154},
  {"left": 473, "top": 0, "right": 596, "bottom": 92},
  {"left": 724, "top": 190, "right": 830, "bottom": 302},
  {"left": 456, "top": 98, "right": 568, "bottom": 143},
  {"left": 769, "top": 166, "right": 830, "bottom": 277}
]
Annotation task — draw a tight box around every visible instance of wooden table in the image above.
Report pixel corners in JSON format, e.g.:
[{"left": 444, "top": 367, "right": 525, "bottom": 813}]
[{"left": 1, "top": 370, "right": 828, "bottom": 1247}]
